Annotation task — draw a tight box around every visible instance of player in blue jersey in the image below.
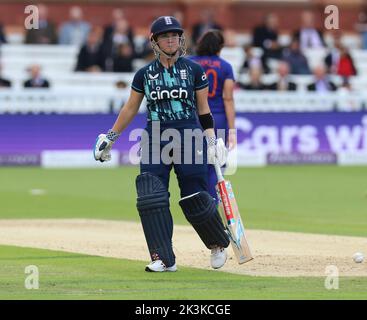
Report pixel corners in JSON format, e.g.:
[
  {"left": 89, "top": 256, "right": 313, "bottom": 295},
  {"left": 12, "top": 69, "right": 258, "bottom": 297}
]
[
  {"left": 94, "top": 16, "right": 230, "bottom": 272},
  {"left": 190, "top": 30, "right": 236, "bottom": 204}
]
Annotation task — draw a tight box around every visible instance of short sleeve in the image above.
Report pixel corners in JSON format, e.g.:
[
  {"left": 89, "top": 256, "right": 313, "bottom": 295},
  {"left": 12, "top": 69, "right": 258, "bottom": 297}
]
[
  {"left": 224, "top": 61, "right": 235, "bottom": 81},
  {"left": 131, "top": 68, "right": 145, "bottom": 93},
  {"left": 192, "top": 62, "right": 209, "bottom": 91}
]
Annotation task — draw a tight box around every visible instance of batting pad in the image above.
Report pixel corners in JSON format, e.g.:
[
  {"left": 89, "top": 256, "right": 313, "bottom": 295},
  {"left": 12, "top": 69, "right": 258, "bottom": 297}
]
[
  {"left": 136, "top": 172, "right": 175, "bottom": 267},
  {"left": 179, "top": 191, "right": 230, "bottom": 249}
]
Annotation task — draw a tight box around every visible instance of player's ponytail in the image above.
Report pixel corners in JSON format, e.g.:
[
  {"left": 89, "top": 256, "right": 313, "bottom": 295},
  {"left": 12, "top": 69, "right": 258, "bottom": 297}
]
[{"left": 195, "top": 29, "right": 224, "bottom": 56}]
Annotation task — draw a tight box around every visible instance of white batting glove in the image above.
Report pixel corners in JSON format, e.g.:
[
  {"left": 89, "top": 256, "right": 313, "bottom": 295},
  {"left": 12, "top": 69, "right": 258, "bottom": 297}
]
[
  {"left": 207, "top": 137, "right": 228, "bottom": 167},
  {"left": 93, "top": 130, "right": 120, "bottom": 162}
]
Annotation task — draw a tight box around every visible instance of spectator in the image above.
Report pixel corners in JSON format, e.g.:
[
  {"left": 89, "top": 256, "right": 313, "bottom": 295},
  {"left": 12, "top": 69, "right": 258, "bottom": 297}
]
[
  {"left": 355, "top": 12, "right": 367, "bottom": 50},
  {"left": 0, "top": 24, "right": 7, "bottom": 44},
  {"left": 75, "top": 27, "right": 105, "bottom": 72},
  {"left": 59, "top": 6, "right": 91, "bottom": 46},
  {"left": 282, "top": 38, "right": 311, "bottom": 75},
  {"left": 24, "top": 65, "right": 50, "bottom": 88},
  {"left": 113, "top": 43, "right": 134, "bottom": 72},
  {"left": 238, "top": 67, "right": 267, "bottom": 90},
  {"left": 336, "top": 46, "right": 357, "bottom": 78},
  {"left": 252, "top": 13, "right": 279, "bottom": 52},
  {"left": 338, "top": 77, "right": 352, "bottom": 93},
  {"left": 307, "top": 65, "right": 337, "bottom": 92},
  {"left": 25, "top": 4, "right": 58, "bottom": 44},
  {"left": 103, "top": 9, "right": 134, "bottom": 50},
  {"left": 115, "top": 80, "right": 128, "bottom": 89},
  {"left": 241, "top": 45, "right": 269, "bottom": 73},
  {"left": 0, "top": 64, "right": 11, "bottom": 87},
  {"left": 172, "top": 10, "right": 185, "bottom": 26},
  {"left": 138, "top": 38, "right": 155, "bottom": 62},
  {"left": 103, "top": 18, "right": 135, "bottom": 71},
  {"left": 325, "top": 37, "right": 357, "bottom": 77},
  {"left": 324, "top": 36, "right": 342, "bottom": 74},
  {"left": 268, "top": 61, "right": 297, "bottom": 91},
  {"left": 294, "top": 10, "right": 325, "bottom": 50},
  {"left": 191, "top": 9, "right": 222, "bottom": 45}
]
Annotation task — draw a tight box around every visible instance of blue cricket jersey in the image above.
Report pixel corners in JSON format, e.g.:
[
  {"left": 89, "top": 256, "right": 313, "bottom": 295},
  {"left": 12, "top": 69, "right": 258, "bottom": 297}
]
[
  {"left": 131, "top": 57, "right": 208, "bottom": 122},
  {"left": 189, "top": 55, "right": 235, "bottom": 114}
]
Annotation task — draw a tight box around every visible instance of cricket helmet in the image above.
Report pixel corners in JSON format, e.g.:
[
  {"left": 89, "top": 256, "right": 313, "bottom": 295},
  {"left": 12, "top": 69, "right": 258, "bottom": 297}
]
[{"left": 150, "top": 16, "right": 183, "bottom": 40}]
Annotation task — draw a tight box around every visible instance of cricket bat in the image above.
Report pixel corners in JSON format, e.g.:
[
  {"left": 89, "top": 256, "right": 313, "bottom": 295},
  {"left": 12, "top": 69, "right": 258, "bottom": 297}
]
[{"left": 214, "top": 161, "right": 253, "bottom": 264}]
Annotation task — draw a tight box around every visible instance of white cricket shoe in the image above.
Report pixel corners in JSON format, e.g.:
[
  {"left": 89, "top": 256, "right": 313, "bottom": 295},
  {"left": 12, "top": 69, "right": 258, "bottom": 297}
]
[
  {"left": 145, "top": 260, "right": 177, "bottom": 272},
  {"left": 210, "top": 247, "right": 227, "bottom": 269}
]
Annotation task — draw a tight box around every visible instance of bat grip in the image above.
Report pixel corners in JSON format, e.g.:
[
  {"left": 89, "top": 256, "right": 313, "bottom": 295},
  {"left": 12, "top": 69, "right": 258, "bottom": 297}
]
[{"left": 214, "top": 160, "right": 225, "bottom": 182}]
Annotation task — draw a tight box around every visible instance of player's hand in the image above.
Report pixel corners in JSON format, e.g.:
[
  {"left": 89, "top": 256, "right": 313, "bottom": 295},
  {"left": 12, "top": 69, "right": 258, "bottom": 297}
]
[
  {"left": 94, "top": 134, "right": 114, "bottom": 162},
  {"left": 207, "top": 137, "right": 228, "bottom": 167}
]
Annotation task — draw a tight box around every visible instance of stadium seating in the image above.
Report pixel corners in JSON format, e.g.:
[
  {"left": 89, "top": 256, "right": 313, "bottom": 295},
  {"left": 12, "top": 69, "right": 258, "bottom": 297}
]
[{"left": 1, "top": 36, "right": 367, "bottom": 113}]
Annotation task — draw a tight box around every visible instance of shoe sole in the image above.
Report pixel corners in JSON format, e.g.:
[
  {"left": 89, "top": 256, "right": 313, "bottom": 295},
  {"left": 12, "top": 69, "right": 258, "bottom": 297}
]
[
  {"left": 145, "top": 266, "right": 178, "bottom": 272},
  {"left": 211, "top": 255, "right": 227, "bottom": 269}
]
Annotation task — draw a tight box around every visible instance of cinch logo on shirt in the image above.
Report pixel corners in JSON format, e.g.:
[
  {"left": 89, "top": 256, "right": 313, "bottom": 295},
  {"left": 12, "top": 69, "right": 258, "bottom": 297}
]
[{"left": 150, "top": 88, "right": 188, "bottom": 100}]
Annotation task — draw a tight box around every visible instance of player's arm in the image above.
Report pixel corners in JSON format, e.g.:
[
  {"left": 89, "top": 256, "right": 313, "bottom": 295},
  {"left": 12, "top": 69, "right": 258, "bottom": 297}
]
[
  {"left": 94, "top": 89, "right": 144, "bottom": 162},
  {"left": 196, "top": 86, "right": 215, "bottom": 138},
  {"left": 223, "top": 79, "right": 236, "bottom": 150},
  {"left": 196, "top": 87, "right": 227, "bottom": 166},
  {"left": 111, "top": 89, "right": 144, "bottom": 134}
]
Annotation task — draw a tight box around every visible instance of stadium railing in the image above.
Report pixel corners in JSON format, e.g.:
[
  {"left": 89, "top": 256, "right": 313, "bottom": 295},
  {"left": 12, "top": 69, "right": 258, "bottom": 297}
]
[{"left": 0, "top": 89, "right": 365, "bottom": 114}]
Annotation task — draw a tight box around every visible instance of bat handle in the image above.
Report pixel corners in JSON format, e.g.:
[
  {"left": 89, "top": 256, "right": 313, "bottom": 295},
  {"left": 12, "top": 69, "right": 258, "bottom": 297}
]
[{"left": 214, "top": 159, "right": 225, "bottom": 183}]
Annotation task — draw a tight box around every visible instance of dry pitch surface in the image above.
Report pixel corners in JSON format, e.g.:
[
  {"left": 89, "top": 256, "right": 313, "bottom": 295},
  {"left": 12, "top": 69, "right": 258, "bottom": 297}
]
[{"left": 0, "top": 219, "right": 366, "bottom": 277}]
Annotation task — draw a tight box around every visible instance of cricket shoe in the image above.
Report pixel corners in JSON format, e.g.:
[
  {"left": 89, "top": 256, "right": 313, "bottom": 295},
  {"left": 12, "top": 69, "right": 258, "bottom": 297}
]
[
  {"left": 210, "top": 247, "right": 227, "bottom": 269},
  {"left": 145, "top": 260, "right": 177, "bottom": 272}
]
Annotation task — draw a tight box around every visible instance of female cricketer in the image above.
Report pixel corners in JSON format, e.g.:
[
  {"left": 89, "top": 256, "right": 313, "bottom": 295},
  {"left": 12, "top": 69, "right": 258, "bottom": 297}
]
[
  {"left": 94, "top": 16, "right": 230, "bottom": 272},
  {"left": 190, "top": 30, "right": 236, "bottom": 204}
]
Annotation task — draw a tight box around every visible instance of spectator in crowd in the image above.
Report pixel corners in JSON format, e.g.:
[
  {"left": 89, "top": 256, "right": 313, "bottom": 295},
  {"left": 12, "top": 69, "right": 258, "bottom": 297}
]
[
  {"left": 355, "top": 11, "right": 367, "bottom": 50},
  {"left": 115, "top": 80, "right": 128, "bottom": 89},
  {"left": 75, "top": 27, "right": 106, "bottom": 72},
  {"left": 103, "top": 9, "right": 134, "bottom": 51},
  {"left": 0, "top": 24, "right": 7, "bottom": 44},
  {"left": 172, "top": 10, "right": 185, "bottom": 26},
  {"left": 241, "top": 45, "right": 269, "bottom": 73},
  {"left": 103, "top": 18, "right": 135, "bottom": 71},
  {"left": 293, "top": 10, "right": 325, "bottom": 50},
  {"left": 0, "top": 64, "right": 11, "bottom": 87},
  {"left": 324, "top": 36, "right": 342, "bottom": 74},
  {"left": 338, "top": 77, "right": 353, "bottom": 93},
  {"left": 191, "top": 9, "right": 222, "bottom": 45},
  {"left": 25, "top": 4, "right": 58, "bottom": 44},
  {"left": 336, "top": 46, "right": 357, "bottom": 78},
  {"left": 268, "top": 61, "right": 297, "bottom": 91},
  {"left": 325, "top": 37, "right": 357, "bottom": 77},
  {"left": 307, "top": 65, "right": 337, "bottom": 92},
  {"left": 24, "top": 64, "right": 50, "bottom": 88},
  {"left": 138, "top": 38, "right": 155, "bottom": 62},
  {"left": 252, "top": 13, "right": 280, "bottom": 53},
  {"left": 282, "top": 38, "right": 311, "bottom": 74},
  {"left": 113, "top": 43, "right": 135, "bottom": 72},
  {"left": 238, "top": 67, "right": 267, "bottom": 90},
  {"left": 59, "top": 6, "right": 91, "bottom": 46}
]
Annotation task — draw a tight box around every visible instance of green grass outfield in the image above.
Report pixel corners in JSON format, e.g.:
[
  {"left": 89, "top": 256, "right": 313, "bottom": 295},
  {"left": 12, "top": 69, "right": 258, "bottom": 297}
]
[
  {"left": 0, "top": 166, "right": 367, "bottom": 300},
  {"left": 1, "top": 166, "right": 367, "bottom": 236},
  {"left": 1, "top": 245, "right": 367, "bottom": 300}
]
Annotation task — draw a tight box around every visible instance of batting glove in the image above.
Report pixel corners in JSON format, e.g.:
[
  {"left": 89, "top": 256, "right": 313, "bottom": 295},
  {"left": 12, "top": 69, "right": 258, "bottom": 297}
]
[
  {"left": 93, "top": 130, "right": 120, "bottom": 162},
  {"left": 207, "top": 137, "right": 228, "bottom": 167}
]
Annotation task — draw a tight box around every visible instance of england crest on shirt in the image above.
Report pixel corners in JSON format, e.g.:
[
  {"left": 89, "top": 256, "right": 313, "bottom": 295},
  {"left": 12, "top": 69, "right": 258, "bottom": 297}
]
[{"left": 180, "top": 69, "right": 187, "bottom": 80}]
